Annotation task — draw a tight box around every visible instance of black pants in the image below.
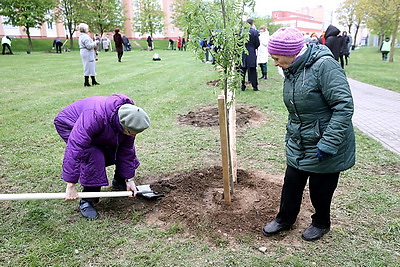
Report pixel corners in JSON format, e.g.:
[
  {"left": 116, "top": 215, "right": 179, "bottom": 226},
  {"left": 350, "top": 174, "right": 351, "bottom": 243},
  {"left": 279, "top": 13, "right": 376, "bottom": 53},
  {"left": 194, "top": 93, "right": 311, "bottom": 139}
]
[
  {"left": 339, "top": 55, "right": 345, "bottom": 69},
  {"left": 117, "top": 51, "right": 123, "bottom": 62},
  {"left": 381, "top": 51, "right": 389, "bottom": 61},
  {"left": 2, "top": 44, "right": 12, "bottom": 54},
  {"left": 56, "top": 42, "right": 62, "bottom": 53},
  {"left": 82, "top": 186, "right": 101, "bottom": 204},
  {"left": 240, "top": 66, "right": 258, "bottom": 89},
  {"left": 276, "top": 165, "right": 340, "bottom": 229}
]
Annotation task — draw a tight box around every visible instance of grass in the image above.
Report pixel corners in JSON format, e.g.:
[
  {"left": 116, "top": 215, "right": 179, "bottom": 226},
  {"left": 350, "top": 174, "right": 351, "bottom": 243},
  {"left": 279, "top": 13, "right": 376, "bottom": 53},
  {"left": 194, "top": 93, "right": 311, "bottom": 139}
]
[
  {"left": 0, "top": 45, "right": 399, "bottom": 266},
  {"left": 345, "top": 46, "right": 400, "bottom": 93}
]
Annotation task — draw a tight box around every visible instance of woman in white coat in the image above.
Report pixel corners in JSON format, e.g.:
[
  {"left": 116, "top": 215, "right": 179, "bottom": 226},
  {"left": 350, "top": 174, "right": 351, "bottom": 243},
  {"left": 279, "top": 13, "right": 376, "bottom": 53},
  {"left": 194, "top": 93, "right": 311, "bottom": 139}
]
[
  {"left": 257, "top": 25, "right": 270, "bottom": 79},
  {"left": 78, "top": 23, "right": 100, "bottom": 87}
]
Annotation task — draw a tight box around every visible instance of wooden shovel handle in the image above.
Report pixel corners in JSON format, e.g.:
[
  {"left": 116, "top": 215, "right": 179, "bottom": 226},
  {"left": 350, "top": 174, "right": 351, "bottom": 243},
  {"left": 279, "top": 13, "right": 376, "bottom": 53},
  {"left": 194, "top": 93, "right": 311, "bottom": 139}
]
[{"left": 0, "top": 191, "right": 133, "bottom": 201}]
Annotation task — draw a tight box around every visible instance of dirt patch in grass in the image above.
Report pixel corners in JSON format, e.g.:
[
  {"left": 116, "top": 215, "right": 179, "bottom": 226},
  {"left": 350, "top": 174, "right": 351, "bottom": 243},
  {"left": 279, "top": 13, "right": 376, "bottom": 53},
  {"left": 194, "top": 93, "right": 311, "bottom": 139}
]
[
  {"left": 98, "top": 106, "right": 314, "bottom": 245},
  {"left": 99, "top": 166, "right": 313, "bottom": 245},
  {"left": 177, "top": 103, "right": 266, "bottom": 128}
]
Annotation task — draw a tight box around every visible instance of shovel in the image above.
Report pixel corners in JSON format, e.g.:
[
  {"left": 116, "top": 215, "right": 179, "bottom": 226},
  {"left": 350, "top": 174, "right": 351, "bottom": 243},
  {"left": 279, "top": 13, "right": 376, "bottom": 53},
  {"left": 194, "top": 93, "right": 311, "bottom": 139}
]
[{"left": 0, "top": 185, "right": 164, "bottom": 201}]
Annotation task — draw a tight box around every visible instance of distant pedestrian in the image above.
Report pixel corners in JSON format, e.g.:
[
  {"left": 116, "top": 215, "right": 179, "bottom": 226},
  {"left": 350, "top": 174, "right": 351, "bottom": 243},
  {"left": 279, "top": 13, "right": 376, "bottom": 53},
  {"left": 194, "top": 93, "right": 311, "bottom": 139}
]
[
  {"left": 380, "top": 37, "right": 391, "bottom": 61},
  {"left": 324, "top": 25, "right": 341, "bottom": 61},
  {"left": 177, "top": 36, "right": 182, "bottom": 50},
  {"left": 114, "top": 28, "right": 124, "bottom": 62},
  {"left": 78, "top": 23, "right": 100, "bottom": 87},
  {"left": 147, "top": 35, "right": 153, "bottom": 51},
  {"left": 101, "top": 35, "right": 111, "bottom": 52},
  {"left": 1, "top": 36, "right": 13, "bottom": 55},
  {"left": 257, "top": 25, "right": 269, "bottom": 80},
  {"left": 94, "top": 34, "right": 101, "bottom": 52},
  {"left": 182, "top": 37, "right": 186, "bottom": 51},
  {"left": 341, "top": 31, "right": 350, "bottom": 66},
  {"left": 53, "top": 38, "right": 63, "bottom": 53},
  {"left": 168, "top": 38, "right": 175, "bottom": 50},
  {"left": 122, "top": 35, "right": 132, "bottom": 51},
  {"left": 240, "top": 18, "right": 260, "bottom": 91}
]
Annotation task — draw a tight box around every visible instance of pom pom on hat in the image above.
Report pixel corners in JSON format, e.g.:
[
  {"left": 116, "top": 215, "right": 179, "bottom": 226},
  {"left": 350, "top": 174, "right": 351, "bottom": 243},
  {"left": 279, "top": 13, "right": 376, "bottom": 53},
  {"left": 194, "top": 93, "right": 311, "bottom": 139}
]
[
  {"left": 118, "top": 104, "right": 150, "bottom": 133},
  {"left": 268, "top": 27, "right": 305, "bottom": 56}
]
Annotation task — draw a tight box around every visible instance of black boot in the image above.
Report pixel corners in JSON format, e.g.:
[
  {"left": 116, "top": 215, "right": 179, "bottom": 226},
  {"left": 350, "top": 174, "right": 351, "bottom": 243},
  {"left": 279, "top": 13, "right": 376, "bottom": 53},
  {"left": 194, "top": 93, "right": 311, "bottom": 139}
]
[
  {"left": 84, "top": 76, "right": 91, "bottom": 87},
  {"left": 91, "top": 76, "right": 100, "bottom": 85}
]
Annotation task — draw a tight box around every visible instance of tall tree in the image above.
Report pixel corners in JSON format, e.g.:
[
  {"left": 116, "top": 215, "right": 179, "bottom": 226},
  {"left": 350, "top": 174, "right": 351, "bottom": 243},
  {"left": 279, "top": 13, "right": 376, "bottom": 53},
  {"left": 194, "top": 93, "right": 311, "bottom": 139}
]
[
  {"left": 360, "top": 0, "right": 394, "bottom": 50},
  {"left": 135, "top": 0, "right": 165, "bottom": 37},
  {"left": 54, "top": 0, "right": 81, "bottom": 49},
  {"left": 336, "top": 0, "right": 366, "bottom": 48},
  {"left": 0, "top": 0, "right": 55, "bottom": 51},
  {"left": 80, "top": 0, "right": 126, "bottom": 36}
]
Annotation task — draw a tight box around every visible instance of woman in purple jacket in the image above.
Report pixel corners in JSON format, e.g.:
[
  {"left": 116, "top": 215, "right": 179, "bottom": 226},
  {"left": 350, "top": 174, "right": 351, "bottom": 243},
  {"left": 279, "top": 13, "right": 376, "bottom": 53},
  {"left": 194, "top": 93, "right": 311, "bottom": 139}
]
[{"left": 54, "top": 94, "right": 150, "bottom": 219}]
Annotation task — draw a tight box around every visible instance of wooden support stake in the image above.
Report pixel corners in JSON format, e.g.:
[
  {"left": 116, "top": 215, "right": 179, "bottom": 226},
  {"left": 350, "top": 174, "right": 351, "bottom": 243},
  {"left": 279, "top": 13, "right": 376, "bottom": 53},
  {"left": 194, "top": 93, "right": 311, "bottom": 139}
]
[
  {"left": 218, "top": 94, "right": 231, "bottom": 204},
  {"left": 227, "top": 90, "right": 237, "bottom": 184}
]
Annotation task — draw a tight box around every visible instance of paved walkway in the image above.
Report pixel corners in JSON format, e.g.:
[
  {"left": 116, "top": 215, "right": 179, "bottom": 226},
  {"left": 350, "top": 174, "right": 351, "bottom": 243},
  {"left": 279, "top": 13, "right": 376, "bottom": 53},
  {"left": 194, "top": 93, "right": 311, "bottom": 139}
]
[{"left": 348, "top": 78, "right": 400, "bottom": 155}]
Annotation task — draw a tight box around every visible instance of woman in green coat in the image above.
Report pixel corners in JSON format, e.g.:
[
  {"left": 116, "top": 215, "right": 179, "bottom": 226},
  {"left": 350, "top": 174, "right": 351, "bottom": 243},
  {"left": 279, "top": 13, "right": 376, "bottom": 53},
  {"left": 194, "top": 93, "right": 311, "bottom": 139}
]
[{"left": 262, "top": 27, "right": 356, "bottom": 241}]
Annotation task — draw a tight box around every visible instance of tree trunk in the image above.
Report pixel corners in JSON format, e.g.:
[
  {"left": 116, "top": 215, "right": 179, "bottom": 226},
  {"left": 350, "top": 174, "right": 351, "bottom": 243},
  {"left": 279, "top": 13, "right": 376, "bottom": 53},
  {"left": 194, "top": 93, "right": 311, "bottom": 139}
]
[
  {"left": 26, "top": 27, "right": 33, "bottom": 51},
  {"left": 353, "top": 24, "right": 360, "bottom": 48}
]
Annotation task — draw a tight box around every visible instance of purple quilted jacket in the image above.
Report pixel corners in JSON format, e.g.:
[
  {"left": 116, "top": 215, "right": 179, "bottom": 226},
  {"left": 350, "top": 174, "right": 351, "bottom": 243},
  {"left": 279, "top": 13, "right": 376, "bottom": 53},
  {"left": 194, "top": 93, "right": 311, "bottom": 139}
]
[{"left": 54, "top": 94, "right": 140, "bottom": 187}]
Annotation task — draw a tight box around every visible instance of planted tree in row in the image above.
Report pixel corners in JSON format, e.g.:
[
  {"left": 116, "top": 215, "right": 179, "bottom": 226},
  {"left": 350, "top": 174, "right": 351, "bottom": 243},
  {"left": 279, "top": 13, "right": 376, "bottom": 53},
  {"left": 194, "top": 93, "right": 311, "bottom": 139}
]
[
  {"left": 135, "top": 0, "right": 165, "bottom": 38},
  {"left": 0, "top": 0, "right": 55, "bottom": 51}
]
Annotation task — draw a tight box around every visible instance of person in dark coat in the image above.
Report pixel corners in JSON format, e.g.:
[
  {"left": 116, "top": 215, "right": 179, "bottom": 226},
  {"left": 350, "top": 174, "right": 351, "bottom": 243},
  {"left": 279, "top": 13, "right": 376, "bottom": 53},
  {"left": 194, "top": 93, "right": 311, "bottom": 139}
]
[
  {"left": 54, "top": 94, "right": 150, "bottom": 219},
  {"left": 262, "top": 27, "right": 355, "bottom": 241},
  {"left": 113, "top": 28, "right": 124, "bottom": 62},
  {"left": 341, "top": 31, "right": 350, "bottom": 66},
  {"left": 147, "top": 35, "right": 153, "bottom": 51},
  {"left": 53, "top": 38, "right": 63, "bottom": 53},
  {"left": 240, "top": 18, "right": 260, "bottom": 91},
  {"left": 324, "top": 25, "right": 341, "bottom": 61}
]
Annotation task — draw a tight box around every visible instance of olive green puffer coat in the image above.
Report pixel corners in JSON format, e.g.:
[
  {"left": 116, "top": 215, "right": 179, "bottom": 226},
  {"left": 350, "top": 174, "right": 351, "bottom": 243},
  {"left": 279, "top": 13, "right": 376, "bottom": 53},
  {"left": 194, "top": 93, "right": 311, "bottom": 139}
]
[{"left": 282, "top": 44, "right": 355, "bottom": 173}]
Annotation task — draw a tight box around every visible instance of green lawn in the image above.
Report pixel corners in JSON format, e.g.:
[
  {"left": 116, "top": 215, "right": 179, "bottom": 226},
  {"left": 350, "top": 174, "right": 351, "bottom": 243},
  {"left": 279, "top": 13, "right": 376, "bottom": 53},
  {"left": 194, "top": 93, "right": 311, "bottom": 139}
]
[
  {"left": 0, "top": 46, "right": 399, "bottom": 266},
  {"left": 345, "top": 46, "right": 400, "bottom": 93}
]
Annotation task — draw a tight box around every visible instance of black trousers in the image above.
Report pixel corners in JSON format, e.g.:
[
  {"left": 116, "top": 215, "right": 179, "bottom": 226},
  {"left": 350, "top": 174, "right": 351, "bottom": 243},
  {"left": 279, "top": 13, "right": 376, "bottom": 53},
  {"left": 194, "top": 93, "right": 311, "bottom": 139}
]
[
  {"left": 240, "top": 66, "right": 258, "bottom": 89},
  {"left": 117, "top": 51, "right": 123, "bottom": 62},
  {"left": 2, "top": 43, "right": 12, "bottom": 54},
  {"left": 56, "top": 42, "right": 62, "bottom": 53},
  {"left": 276, "top": 165, "right": 340, "bottom": 229}
]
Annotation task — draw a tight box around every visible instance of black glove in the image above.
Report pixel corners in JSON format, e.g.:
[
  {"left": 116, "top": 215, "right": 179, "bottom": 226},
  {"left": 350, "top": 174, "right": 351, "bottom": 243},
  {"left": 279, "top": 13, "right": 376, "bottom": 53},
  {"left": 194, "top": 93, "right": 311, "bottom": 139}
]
[{"left": 316, "top": 149, "right": 331, "bottom": 162}]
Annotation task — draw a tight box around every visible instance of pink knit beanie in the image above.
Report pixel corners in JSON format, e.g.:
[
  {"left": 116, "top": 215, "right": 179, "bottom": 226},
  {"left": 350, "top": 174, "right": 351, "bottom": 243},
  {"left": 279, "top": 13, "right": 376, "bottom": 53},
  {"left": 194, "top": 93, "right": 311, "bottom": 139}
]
[{"left": 268, "top": 27, "right": 305, "bottom": 56}]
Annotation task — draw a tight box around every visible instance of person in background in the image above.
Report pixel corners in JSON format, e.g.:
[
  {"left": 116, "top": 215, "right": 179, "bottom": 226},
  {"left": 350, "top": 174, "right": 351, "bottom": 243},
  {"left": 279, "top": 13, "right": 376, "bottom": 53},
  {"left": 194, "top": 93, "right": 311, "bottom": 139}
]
[
  {"left": 78, "top": 23, "right": 100, "bottom": 87},
  {"left": 113, "top": 28, "right": 124, "bottom": 62},
  {"left": 340, "top": 31, "right": 350, "bottom": 67},
  {"left": 101, "top": 35, "right": 111, "bottom": 52},
  {"left": 94, "top": 33, "right": 101, "bottom": 52},
  {"left": 324, "top": 25, "right": 341, "bottom": 61},
  {"left": 257, "top": 25, "right": 269, "bottom": 80},
  {"left": 262, "top": 27, "right": 355, "bottom": 241},
  {"left": 54, "top": 94, "right": 150, "bottom": 219},
  {"left": 168, "top": 38, "right": 175, "bottom": 50},
  {"left": 182, "top": 37, "right": 186, "bottom": 51},
  {"left": 177, "top": 36, "right": 182, "bottom": 51},
  {"left": 240, "top": 18, "right": 260, "bottom": 91},
  {"left": 53, "top": 38, "right": 63, "bottom": 53},
  {"left": 1, "top": 35, "right": 13, "bottom": 55},
  {"left": 146, "top": 35, "right": 154, "bottom": 51},
  {"left": 380, "top": 37, "right": 391, "bottom": 61}
]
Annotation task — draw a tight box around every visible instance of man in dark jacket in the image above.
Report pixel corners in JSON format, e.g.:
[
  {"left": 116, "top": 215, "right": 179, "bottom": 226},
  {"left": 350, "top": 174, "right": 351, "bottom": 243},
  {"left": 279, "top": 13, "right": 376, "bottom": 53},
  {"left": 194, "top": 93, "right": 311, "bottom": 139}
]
[
  {"left": 53, "top": 38, "right": 63, "bottom": 53},
  {"left": 324, "top": 25, "right": 341, "bottom": 61},
  {"left": 240, "top": 18, "right": 260, "bottom": 91},
  {"left": 54, "top": 94, "right": 150, "bottom": 219}
]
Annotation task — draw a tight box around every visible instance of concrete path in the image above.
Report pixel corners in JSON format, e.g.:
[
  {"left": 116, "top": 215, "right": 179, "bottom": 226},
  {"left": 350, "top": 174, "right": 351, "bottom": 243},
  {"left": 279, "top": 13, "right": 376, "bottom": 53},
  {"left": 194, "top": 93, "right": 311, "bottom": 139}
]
[{"left": 348, "top": 78, "right": 400, "bottom": 155}]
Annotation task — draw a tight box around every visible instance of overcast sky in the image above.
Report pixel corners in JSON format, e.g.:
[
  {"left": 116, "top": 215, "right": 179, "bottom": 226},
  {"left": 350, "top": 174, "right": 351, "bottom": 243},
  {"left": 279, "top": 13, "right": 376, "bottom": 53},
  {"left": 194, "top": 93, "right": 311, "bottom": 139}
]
[{"left": 254, "top": 0, "right": 344, "bottom": 17}]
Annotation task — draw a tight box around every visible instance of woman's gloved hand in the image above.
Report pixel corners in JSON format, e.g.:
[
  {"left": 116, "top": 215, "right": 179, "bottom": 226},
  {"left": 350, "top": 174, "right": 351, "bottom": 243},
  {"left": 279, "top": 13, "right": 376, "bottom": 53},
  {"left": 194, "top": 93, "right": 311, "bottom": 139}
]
[{"left": 316, "top": 149, "right": 332, "bottom": 162}]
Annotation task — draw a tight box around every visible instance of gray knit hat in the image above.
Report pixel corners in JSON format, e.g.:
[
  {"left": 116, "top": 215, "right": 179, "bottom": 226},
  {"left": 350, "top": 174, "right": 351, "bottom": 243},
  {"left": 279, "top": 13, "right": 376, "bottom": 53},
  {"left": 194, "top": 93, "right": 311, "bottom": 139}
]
[{"left": 118, "top": 104, "right": 150, "bottom": 133}]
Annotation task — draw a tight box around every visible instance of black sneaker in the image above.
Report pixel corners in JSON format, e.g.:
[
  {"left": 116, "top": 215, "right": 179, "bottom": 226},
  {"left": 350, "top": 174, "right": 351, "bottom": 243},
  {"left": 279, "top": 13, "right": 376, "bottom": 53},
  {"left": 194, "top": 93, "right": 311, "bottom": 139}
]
[
  {"left": 112, "top": 178, "right": 126, "bottom": 191},
  {"left": 301, "top": 225, "right": 330, "bottom": 241},
  {"left": 79, "top": 200, "right": 98, "bottom": 220},
  {"left": 262, "top": 220, "right": 292, "bottom": 236}
]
